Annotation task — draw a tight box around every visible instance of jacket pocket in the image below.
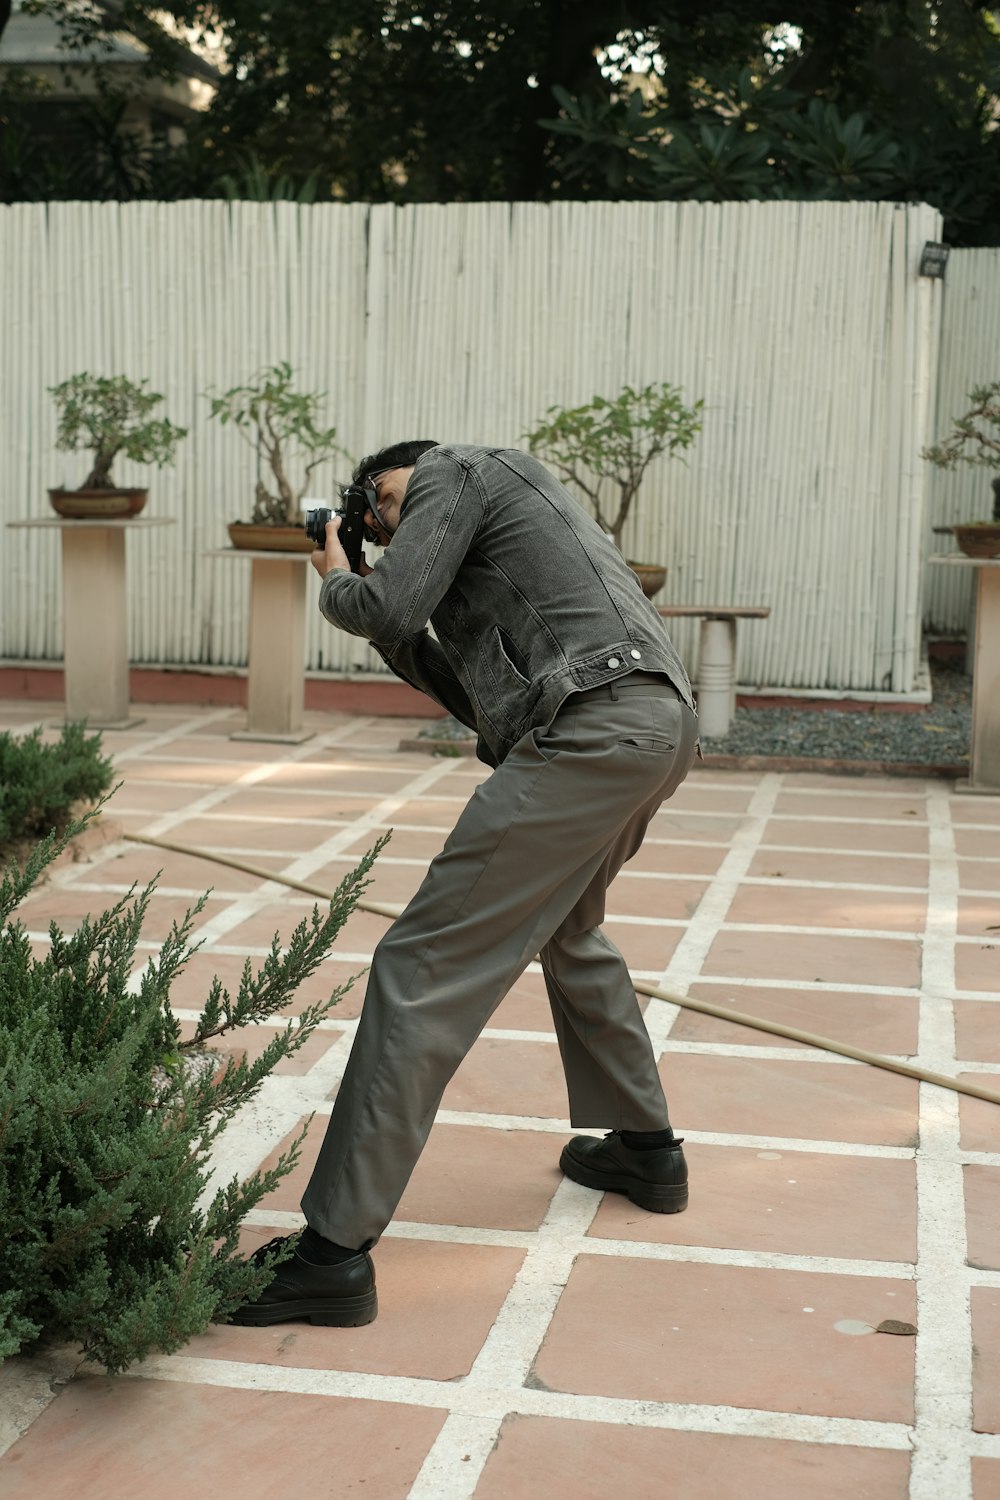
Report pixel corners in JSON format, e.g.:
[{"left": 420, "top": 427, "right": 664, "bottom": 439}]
[{"left": 493, "top": 624, "right": 531, "bottom": 684}]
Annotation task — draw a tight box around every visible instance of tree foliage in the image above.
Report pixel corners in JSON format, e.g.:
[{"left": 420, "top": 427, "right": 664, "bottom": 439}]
[
  {"left": 205, "top": 361, "right": 346, "bottom": 525},
  {"left": 923, "top": 381, "right": 1000, "bottom": 521},
  {"left": 524, "top": 383, "right": 703, "bottom": 549},
  {"left": 544, "top": 5, "right": 1000, "bottom": 241},
  {"left": 2, "top": 2, "right": 999, "bottom": 243},
  {"left": 49, "top": 374, "right": 187, "bottom": 491}
]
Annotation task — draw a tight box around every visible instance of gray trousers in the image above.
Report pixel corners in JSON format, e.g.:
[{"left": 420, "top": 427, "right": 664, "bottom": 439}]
[{"left": 301, "top": 676, "right": 698, "bottom": 1248}]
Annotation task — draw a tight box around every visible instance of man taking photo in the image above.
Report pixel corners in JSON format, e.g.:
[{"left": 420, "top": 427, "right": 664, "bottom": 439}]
[{"left": 230, "top": 440, "right": 698, "bottom": 1329}]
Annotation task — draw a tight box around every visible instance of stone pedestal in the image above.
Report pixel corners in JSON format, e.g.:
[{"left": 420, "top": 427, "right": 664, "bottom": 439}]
[
  {"left": 207, "top": 549, "right": 314, "bottom": 743},
  {"left": 7, "top": 516, "right": 175, "bottom": 728},
  {"left": 929, "top": 555, "right": 1000, "bottom": 793}
]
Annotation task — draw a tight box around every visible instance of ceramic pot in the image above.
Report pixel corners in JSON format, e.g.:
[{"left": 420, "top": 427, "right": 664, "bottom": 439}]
[
  {"left": 627, "top": 561, "right": 668, "bottom": 599},
  {"left": 953, "top": 523, "right": 1000, "bottom": 559},
  {"left": 227, "top": 521, "right": 314, "bottom": 553},
  {"left": 48, "top": 487, "right": 147, "bottom": 519}
]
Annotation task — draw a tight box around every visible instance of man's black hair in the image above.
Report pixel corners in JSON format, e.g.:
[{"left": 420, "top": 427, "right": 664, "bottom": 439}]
[{"left": 353, "top": 440, "right": 439, "bottom": 485}]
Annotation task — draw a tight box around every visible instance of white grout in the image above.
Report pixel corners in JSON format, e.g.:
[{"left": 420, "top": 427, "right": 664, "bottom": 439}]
[
  {"left": 127, "top": 1352, "right": 916, "bottom": 1451},
  {"left": 644, "top": 773, "right": 784, "bottom": 1062},
  {"left": 241, "top": 1207, "right": 920, "bottom": 1279},
  {"left": 910, "top": 785, "right": 974, "bottom": 1500}
]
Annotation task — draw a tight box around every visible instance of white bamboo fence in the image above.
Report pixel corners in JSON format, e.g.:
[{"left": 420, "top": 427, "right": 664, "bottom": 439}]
[
  {"left": 0, "top": 198, "right": 947, "bottom": 693},
  {"left": 924, "top": 246, "right": 1000, "bottom": 635}
]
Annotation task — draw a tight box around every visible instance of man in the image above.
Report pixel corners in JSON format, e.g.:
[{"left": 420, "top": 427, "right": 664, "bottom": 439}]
[{"left": 230, "top": 441, "right": 698, "bottom": 1329}]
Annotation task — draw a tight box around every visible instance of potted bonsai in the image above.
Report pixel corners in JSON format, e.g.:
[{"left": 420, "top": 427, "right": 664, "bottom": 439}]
[
  {"left": 206, "top": 361, "right": 348, "bottom": 551},
  {"left": 524, "top": 381, "right": 703, "bottom": 598},
  {"left": 923, "top": 380, "right": 1000, "bottom": 558},
  {"left": 48, "top": 373, "right": 188, "bottom": 519}
]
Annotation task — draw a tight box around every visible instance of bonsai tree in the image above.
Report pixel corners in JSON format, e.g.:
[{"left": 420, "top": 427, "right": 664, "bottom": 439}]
[
  {"left": 923, "top": 380, "right": 1000, "bottom": 524},
  {"left": 206, "top": 360, "right": 347, "bottom": 526},
  {"left": 48, "top": 374, "right": 188, "bottom": 491},
  {"left": 524, "top": 381, "right": 703, "bottom": 551}
]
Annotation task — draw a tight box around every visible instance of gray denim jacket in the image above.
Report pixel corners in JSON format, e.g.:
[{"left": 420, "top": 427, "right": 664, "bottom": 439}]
[{"left": 318, "top": 444, "right": 695, "bottom": 766}]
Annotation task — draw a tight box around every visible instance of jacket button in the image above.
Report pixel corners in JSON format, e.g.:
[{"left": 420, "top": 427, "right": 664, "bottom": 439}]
[
  {"left": 607, "top": 656, "right": 620, "bottom": 668},
  {"left": 630, "top": 649, "right": 642, "bottom": 659}
]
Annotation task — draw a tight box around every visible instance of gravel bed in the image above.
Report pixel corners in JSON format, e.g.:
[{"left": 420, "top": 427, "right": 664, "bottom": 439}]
[
  {"left": 409, "top": 658, "right": 972, "bottom": 771},
  {"left": 701, "top": 658, "right": 971, "bottom": 769}
]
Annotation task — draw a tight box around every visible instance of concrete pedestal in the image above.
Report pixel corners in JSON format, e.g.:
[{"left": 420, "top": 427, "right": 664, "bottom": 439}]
[
  {"left": 7, "top": 516, "right": 174, "bottom": 728},
  {"left": 929, "top": 555, "right": 1000, "bottom": 793},
  {"left": 656, "top": 605, "right": 771, "bottom": 738},
  {"left": 696, "top": 617, "right": 738, "bottom": 738},
  {"left": 208, "top": 549, "right": 313, "bottom": 743}
]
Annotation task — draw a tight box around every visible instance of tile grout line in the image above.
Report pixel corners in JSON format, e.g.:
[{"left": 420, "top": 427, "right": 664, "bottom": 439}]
[
  {"left": 645, "top": 771, "right": 785, "bottom": 1067},
  {"left": 242, "top": 1206, "right": 920, "bottom": 1279},
  {"left": 405, "top": 1181, "right": 606, "bottom": 1499},
  {"left": 128, "top": 1351, "right": 917, "bottom": 1450},
  {"left": 909, "top": 782, "right": 972, "bottom": 1500}
]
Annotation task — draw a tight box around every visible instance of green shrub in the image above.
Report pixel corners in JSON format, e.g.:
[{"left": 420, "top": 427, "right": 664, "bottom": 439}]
[
  {"left": 0, "top": 809, "right": 386, "bottom": 1373},
  {"left": 0, "top": 722, "right": 114, "bottom": 852}
]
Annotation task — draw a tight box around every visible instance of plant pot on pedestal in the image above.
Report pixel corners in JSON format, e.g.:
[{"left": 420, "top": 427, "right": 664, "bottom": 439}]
[
  {"left": 49, "top": 487, "right": 148, "bottom": 520},
  {"left": 227, "top": 521, "right": 314, "bottom": 553},
  {"left": 953, "top": 523, "right": 1000, "bottom": 559},
  {"left": 627, "top": 561, "right": 668, "bottom": 599}
]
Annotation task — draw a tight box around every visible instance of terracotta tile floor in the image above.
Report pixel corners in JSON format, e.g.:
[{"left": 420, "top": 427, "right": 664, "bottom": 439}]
[{"left": 1, "top": 698, "right": 999, "bottom": 1500}]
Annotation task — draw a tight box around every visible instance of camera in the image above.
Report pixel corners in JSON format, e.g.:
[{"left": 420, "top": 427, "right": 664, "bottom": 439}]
[{"left": 305, "top": 481, "right": 379, "bottom": 575}]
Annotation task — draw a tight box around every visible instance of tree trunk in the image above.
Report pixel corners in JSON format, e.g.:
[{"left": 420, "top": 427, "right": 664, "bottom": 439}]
[{"left": 82, "top": 455, "right": 117, "bottom": 489}]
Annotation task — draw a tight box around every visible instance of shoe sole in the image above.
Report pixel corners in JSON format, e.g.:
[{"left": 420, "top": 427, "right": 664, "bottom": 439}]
[
  {"left": 228, "top": 1290, "right": 378, "bottom": 1328},
  {"left": 560, "top": 1149, "right": 688, "bottom": 1214}
]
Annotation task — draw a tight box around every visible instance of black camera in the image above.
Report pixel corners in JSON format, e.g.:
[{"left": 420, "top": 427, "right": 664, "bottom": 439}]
[{"left": 305, "top": 481, "right": 379, "bottom": 575}]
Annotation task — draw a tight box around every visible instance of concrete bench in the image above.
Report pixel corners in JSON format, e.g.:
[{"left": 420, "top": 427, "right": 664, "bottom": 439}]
[{"left": 656, "top": 606, "right": 771, "bottom": 737}]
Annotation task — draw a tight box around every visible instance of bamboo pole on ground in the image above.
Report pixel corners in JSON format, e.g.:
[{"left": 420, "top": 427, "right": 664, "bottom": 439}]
[{"left": 126, "top": 830, "right": 1000, "bottom": 1110}]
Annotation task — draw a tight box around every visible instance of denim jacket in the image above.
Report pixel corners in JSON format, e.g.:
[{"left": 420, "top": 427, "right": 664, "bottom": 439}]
[{"left": 318, "top": 444, "right": 694, "bottom": 766}]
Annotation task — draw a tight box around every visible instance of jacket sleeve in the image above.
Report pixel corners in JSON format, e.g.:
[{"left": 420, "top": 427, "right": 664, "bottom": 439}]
[
  {"left": 317, "top": 449, "right": 485, "bottom": 651},
  {"left": 373, "top": 629, "right": 498, "bottom": 768},
  {"left": 371, "top": 629, "right": 477, "bottom": 731}
]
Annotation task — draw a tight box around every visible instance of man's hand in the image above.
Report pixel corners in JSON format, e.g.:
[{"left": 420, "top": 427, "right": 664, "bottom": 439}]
[
  {"left": 310, "top": 516, "right": 349, "bottom": 579},
  {"left": 311, "top": 516, "right": 374, "bottom": 579}
]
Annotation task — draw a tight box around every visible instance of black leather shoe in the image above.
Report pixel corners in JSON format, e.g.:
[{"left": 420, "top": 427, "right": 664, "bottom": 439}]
[
  {"left": 559, "top": 1131, "right": 688, "bottom": 1213},
  {"left": 228, "top": 1235, "right": 378, "bottom": 1327}
]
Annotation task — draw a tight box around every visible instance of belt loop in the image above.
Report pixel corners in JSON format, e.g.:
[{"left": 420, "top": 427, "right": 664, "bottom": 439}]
[{"left": 608, "top": 677, "right": 619, "bottom": 701}]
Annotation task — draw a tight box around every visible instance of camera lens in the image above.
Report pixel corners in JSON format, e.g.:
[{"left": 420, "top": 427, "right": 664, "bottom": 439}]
[{"left": 305, "top": 506, "right": 334, "bottom": 547}]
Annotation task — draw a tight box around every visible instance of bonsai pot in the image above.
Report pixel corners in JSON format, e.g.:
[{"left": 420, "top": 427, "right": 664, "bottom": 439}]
[
  {"left": 628, "top": 561, "right": 668, "bottom": 600},
  {"left": 953, "top": 523, "right": 1000, "bottom": 559},
  {"left": 228, "top": 521, "right": 314, "bottom": 553},
  {"left": 49, "top": 487, "right": 148, "bottom": 519}
]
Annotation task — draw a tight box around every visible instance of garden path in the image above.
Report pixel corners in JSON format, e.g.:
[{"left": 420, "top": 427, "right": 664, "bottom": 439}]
[{"left": 0, "top": 698, "right": 997, "bottom": 1500}]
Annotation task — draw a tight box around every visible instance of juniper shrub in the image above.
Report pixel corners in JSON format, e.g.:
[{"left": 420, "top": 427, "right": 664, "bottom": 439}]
[{"left": 0, "top": 808, "right": 386, "bottom": 1373}]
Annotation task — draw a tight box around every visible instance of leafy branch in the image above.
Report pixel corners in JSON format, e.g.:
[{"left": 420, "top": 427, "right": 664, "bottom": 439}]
[
  {"left": 923, "top": 381, "right": 1000, "bottom": 522},
  {"left": 205, "top": 361, "right": 347, "bottom": 525},
  {"left": 524, "top": 382, "right": 703, "bottom": 549}
]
